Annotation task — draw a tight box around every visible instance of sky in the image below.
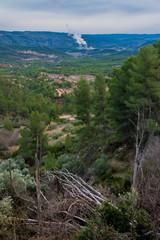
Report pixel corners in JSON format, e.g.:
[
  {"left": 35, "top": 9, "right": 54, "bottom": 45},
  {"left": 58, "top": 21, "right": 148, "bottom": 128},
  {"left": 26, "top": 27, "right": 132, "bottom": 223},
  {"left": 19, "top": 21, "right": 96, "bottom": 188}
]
[{"left": 0, "top": 0, "right": 160, "bottom": 34}]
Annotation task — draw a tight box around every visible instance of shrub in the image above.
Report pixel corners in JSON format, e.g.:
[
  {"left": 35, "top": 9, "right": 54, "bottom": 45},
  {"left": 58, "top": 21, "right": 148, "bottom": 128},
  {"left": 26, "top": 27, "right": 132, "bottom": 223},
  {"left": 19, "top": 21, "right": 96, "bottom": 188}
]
[
  {"left": 99, "top": 200, "right": 131, "bottom": 233},
  {"left": 135, "top": 209, "right": 155, "bottom": 240},
  {"left": 65, "top": 134, "right": 72, "bottom": 153},
  {"left": 62, "top": 118, "right": 71, "bottom": 123},
  {"left": 62, "top": 125, "right": 75, "bottom": 133},
  {"left": 48, "top": 143, "right": 65, "bottom": 158},
  {"left": 0, "top": 169, "right": 35, "bottom": 195},
  {"left": 0, "top": 197, "right": 13, "bottom": 239},
  {"left": 73, "top": 219, "right": 131, "bottom": 240},
  {"left": 88, "top": 154, "right": 111, "bottom": 176},
  {"left": 0, "top": 156, "right": 25, "bottom": 172},
  {"left": 52, "top": 131, "right": 63, "bottom": 139},
  {"left": 57, "top": 154, "right": 85, "bottom": 176},
  {"left": 3, "top": 118, "right": 13, "bottom": 131},
  {"left": 0, "top": 157, "right": 35, "bottom": 195},
  {"left": 42, "top": 152, "right": 57, "bottom": 171},
  {"left": 93, "top": 172, "right": 132, "bottom": 195},
  {"left": 98, "top": 188, "right": 155, "bottom": 239}
]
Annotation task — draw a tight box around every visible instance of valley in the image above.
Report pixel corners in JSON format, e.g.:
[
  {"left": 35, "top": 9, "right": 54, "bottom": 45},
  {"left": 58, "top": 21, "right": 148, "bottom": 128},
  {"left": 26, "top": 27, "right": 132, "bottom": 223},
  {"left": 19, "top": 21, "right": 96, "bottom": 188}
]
[{"left": 0, "top": 33, "right": 160, "bottom": 240}]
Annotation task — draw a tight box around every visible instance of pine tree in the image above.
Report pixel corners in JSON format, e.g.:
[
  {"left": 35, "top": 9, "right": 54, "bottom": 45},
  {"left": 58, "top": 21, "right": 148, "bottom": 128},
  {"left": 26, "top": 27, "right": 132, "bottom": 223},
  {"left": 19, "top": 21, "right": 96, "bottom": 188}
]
[
  {"left": 93, "top": 74, "right": 108, "bottom": 150},
  {"left": 19, "top": 111, "right": 48, "bottom": 165},
  {"left": 74, "top": 77, "right": 93, "bottom": 167}
]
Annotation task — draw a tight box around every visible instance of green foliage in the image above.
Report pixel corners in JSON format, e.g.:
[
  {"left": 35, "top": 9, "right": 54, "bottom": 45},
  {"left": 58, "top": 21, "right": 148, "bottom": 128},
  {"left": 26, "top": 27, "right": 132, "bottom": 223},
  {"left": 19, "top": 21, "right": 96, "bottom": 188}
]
[
  {"left": 74, "top": 77, "right": 94, "bottom": 167},
  {"left": 88, "top": 154, "right": 111, "bottom": 176},
  {"left": 61, "top": 93, "right": 75, "bottom": 114},
  {"left": 19, "top": 111, "right": 48, "bottom": 165},
  {"left": 3, "top": 118, "right": 13, "bottom": 131},
  {"left": 108, "top": 44, "right": 160, "bottom": 142},
  {"left": 0, "top": 156, "right": 25, "bottom": 172},
  {"left": 98, "top": 188, "right": 155, "bottom": 239},
  {"left": 0, "top": 157, "right": 35, "bottom": 195},
  {"left": 74, "top": 77, "right": 92, "bottom": 124},
  {"left": 99, "top": 199, "right": 131, "bottom": 233},
  {"left": 0, "top": 197, "right": 13, "bottom": 239},
  {"left": 57, "top": 154, "right": 85, "bottom": 176},
  {"left": 42, "top": 152, "right": 57, "bottom": 171},
  {"left": 93, "top": 172, "right": 132, "bottom": 195},
  {"left": 0, "top": 74, "right": 59, "bottom": 119},
  {"left": 52, "top": 131, "right": 63, "bottom": 139},
  {"left": 73, "top": 219, "right": 131, "bottom": 240},
  {"left": 62, "top": 125, "right": 75, "bottom": 133},
  {"left": 65, "top": 134, "right": 72, "bottom": 153},
  {"left": 48, "top": 142, "right": 65, "bottom": 158}
]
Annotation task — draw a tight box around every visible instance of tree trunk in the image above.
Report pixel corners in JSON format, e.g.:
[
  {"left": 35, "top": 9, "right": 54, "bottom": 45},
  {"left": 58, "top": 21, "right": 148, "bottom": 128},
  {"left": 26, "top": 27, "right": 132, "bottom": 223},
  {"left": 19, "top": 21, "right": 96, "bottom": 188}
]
[{"left": 35, "top": 129, "right": 42, "bottom": 234}]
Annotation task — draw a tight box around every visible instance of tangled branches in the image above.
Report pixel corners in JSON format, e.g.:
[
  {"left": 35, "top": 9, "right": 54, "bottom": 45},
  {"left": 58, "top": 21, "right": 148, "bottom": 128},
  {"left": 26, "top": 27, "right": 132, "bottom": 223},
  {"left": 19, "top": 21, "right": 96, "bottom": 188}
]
[{"left": 25, "top": 170, "right": 106, "bottom": 239}]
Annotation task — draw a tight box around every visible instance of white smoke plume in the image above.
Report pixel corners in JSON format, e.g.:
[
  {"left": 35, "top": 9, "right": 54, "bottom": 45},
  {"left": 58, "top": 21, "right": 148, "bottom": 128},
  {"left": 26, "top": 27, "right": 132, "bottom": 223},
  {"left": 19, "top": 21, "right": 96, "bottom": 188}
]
[
  {"left": 72, "top": 33, "right": 87, "bottom": 49},
  {"left": 66, "top": 24, "right": 88, "bottom": 49}
]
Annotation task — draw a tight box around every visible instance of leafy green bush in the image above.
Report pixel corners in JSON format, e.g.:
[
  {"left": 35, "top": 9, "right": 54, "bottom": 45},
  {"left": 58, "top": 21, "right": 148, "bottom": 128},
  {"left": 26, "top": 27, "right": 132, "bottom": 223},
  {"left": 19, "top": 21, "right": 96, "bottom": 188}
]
[
  {"left": 57, "top": 154, "right": 85, "bottom": 176},
  {"left": 93, "top": 172, "right": 132, "bottom": 195},
  {"left": 88, "top": 154, "right": 111, "bottom": 176},
  {"left": 99, "top": 199, "right": 131, "bottom": 233},
  {"left": 98, "top": 188, "right": 155, "bottom": 239},
  {"left": 3, "top": 118, "right": 13, "bottom": 131},
  {"left": 0, "top": 169, "right": 35, "bottom": 195},
  {"left": 48, "top": 143, "right": 65, "bottom": 158},
  {"left": 0, "top": 197, "right": 13, "bottom": 239},
  {"left": 73, "top": 219, "right": 131, "bottom": 240},
  {"left": 0, "top": 156, "right": 26, "bottom": 172},
  {"left": 0, "top": 157, "right": 35, "bottom": 195},
  {"left": 134, "top": 209, "right": 155, "bottom": 240},
  {"left": 52, "top": 131, "right": 63, "bottom": 139},
  {"left": 62, "top": 118, "right": 71, "bottom": 123},
  {"left": 65, "top": 134, "right": 72, "bottom": 153},
  {"left": 62, "top": 125, "right": 75, "bottom": 133},
  {"left": 42, "top": 152, "right": 57, "bottom": 171}
]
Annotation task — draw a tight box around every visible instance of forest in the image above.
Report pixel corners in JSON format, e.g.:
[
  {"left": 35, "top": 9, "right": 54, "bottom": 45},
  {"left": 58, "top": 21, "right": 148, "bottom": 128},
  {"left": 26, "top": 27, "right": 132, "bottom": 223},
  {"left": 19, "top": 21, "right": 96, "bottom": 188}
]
[{"left": 0, "top": 40, "right": 160, "bottom": 240}]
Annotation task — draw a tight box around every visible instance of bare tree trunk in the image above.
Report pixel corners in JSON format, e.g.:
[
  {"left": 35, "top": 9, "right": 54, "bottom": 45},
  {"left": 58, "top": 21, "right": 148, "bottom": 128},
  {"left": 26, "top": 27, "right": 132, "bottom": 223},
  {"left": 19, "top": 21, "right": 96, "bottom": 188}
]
[
  {"left": 133, "top": 109, "right": 143, "bottom": 188},
  {"left": 133, "top": 121, "right": 140, "bottom": 188},
  {"left": 133, "top": 109, "right": 146, "bottom": 188},
  {"left": 35, "top": 129, "right": 42, "bottom": 234},
  {"left": 9, "top": 159, "right": 13, "bottom": 193}
]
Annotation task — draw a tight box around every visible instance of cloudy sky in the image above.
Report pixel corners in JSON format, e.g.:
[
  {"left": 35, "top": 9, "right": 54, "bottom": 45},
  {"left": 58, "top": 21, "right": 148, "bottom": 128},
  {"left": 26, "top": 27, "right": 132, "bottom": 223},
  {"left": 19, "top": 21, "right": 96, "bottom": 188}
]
[{"left": 0, "top": 0, "right": 160, "bottom": 34}]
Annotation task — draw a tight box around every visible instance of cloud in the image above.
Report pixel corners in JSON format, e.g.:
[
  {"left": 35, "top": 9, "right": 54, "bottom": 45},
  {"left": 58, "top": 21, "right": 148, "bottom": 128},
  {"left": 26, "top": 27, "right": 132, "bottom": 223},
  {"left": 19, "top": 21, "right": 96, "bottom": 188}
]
[{"left": 0, "top": 0, "right": 160, "bottom": 33}]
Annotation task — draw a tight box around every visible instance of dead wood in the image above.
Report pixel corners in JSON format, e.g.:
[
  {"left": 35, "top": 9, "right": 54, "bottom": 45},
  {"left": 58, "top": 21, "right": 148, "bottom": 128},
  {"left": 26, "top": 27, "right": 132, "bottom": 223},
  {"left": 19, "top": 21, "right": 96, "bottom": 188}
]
[{"left": 9, "top": 170, "right": 106, "bottom": 239}]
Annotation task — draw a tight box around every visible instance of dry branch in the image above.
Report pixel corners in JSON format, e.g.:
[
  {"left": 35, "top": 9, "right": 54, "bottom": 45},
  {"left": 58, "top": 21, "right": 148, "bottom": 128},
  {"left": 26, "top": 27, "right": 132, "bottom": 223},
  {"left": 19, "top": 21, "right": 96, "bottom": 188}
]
[{"left": 43, "top": 169, "right": 105, "bottom": 207}]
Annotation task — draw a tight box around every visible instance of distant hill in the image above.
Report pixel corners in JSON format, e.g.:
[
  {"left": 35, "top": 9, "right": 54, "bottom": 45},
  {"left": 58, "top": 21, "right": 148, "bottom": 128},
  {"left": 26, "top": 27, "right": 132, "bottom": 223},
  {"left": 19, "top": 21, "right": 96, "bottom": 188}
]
[
  {"left": 0, "top": 31, "right": 160, "bottom": 63},
  {"left": 0, "top": 42, "right": 71, "bottom": 63},
  {"left": 0, "top": 31, "right": 160, "bottom": 51},
  {"left": 83, "top": 34, "right": 160, "bottom": 50}
]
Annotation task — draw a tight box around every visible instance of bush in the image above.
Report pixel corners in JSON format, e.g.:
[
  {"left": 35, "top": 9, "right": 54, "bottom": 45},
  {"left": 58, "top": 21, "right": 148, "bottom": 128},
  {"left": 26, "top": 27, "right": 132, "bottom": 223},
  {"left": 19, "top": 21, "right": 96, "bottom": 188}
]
[
  {"left": 3, "top": 118, "right": 13, "bottom": 131},
  {"left": 52, "top": 131, "right": 63, "bottom": 139},
  {"left": 98, "top": 188, "right": 155, "bottom": 239},
  {"left": 0, "top": 156, "right": 25, "bottom": 172},
  {"left": 65, "top": 134, "right": 72, "bottom": 153},
  {"left": 73, "top": 219, "right": 131, "bottom": 240},
  {"left": 0, "top": 169, "right": 35, "bottom": 195},
  {"left": 0, "top": 197, "right": 13, "bottom": 239},
  {"left": 57, "top": 154, "right": 85, "bottom": 176},
  {"left": 0, "top": 157, "right": 35, "bottom": 195},
  {"left": 42, "top": 152, "right": 57, "bottom": 171},
  {"left": 93, "top": 172, "right": 132, "bottom": 195},
  {"left": 48, "top": 143, "right": 65, "bottom": 157},
  {"left": 62, "top": 125, "right": 75, "bottom": 133},
  {"left": 88, "top": 154, "right": 111, "bottom": 176}
]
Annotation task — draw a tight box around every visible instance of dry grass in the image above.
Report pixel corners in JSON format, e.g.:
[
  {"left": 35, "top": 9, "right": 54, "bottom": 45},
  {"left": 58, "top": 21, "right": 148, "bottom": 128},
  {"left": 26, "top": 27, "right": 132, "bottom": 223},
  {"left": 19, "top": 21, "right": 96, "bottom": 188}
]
[{"left": 137, "top": 137, "right": 160, "bottom": 228}]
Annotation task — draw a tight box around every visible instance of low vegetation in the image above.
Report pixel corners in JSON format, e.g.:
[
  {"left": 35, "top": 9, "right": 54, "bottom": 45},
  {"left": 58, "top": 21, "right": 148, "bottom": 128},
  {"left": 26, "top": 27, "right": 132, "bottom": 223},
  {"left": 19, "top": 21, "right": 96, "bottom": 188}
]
[{"left": 0, "top": 40, "right": 160, "bottom": 239}]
